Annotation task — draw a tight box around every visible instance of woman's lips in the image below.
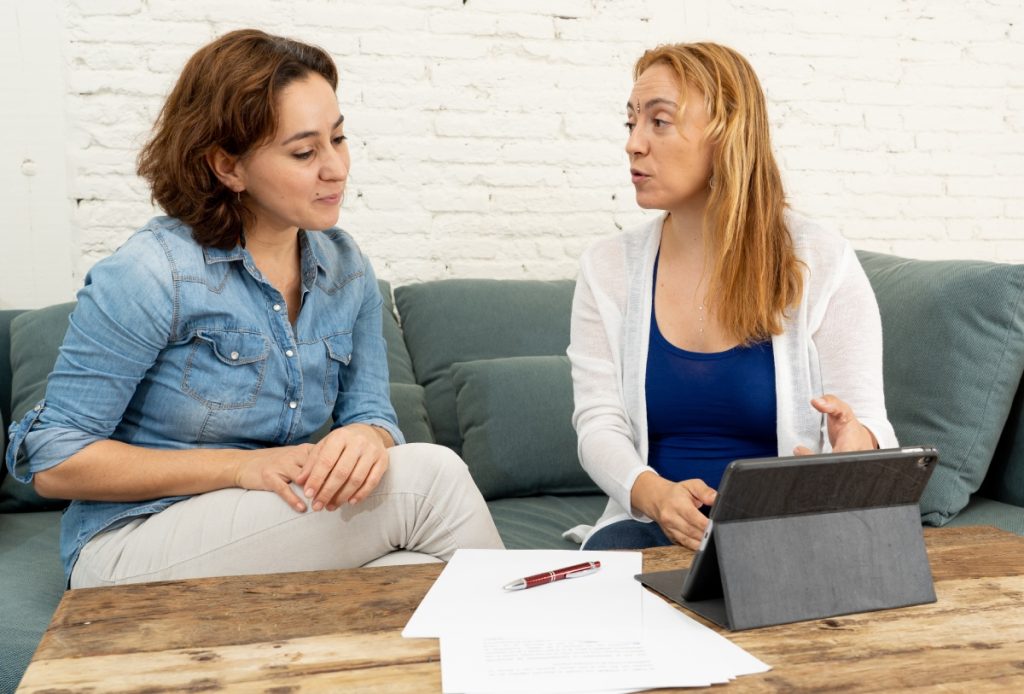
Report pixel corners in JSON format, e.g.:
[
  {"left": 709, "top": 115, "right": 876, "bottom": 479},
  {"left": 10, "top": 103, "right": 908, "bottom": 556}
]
[
  {"left": 316, "top": 193, "right": 341, "bottom": 204},
  {"left": 631, "top": 170, "right": 649, "bottom": 184}
]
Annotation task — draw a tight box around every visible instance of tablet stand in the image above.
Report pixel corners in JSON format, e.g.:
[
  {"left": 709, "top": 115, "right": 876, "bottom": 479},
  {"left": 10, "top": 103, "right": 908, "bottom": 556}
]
[{"left": 638, "top": 503, "right": 936, "bottom": 631}]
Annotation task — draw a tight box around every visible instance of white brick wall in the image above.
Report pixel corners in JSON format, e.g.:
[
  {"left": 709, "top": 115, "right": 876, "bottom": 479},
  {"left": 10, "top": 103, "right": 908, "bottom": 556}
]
[{"left": 22, "top": 0, "right": 1024, "bottom": 293}]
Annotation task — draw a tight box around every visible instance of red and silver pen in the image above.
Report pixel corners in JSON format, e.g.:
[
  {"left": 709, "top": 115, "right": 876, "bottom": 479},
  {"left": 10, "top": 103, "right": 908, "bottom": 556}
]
[{"left": 502, "top": 560, "right": 602, "bottom": 591}]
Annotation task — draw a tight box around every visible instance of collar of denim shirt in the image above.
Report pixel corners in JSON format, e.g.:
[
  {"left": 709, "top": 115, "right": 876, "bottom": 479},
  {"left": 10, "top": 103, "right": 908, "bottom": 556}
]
[{"left": 201, "top": 229, "right": 328, "bottom": 292}]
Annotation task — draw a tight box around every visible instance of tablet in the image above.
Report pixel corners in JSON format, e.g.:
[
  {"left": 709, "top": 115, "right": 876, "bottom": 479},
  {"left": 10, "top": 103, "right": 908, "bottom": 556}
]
[{"left": 636, "top": 446, "right": 939, "bottom": 629}]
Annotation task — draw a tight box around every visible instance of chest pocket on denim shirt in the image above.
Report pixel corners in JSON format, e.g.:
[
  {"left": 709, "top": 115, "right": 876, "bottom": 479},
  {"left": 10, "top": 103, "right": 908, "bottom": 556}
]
[
  {"left": 182, "top": 329, "right": 269, "bottom": 409},
  {"left": 323, "top": 332, "right": 353, "bottom": 406}
]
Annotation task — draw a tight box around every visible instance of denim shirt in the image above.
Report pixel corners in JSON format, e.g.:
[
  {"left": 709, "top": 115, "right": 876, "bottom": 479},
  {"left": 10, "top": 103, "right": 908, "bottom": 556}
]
[{"left": 5, "top": 216, "right": 404, "bottom": 581}]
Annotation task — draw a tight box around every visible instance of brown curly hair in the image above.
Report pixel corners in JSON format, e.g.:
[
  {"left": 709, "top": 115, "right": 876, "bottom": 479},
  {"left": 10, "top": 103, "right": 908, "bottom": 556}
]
[{"left": 137, "top": 29, "right": 338, "bottom": 249}]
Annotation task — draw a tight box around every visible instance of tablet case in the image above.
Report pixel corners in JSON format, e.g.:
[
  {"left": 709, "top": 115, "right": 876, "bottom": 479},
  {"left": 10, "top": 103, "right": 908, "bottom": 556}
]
[{"left": 636, "top": 447, "right": 939, "bottom": 631}]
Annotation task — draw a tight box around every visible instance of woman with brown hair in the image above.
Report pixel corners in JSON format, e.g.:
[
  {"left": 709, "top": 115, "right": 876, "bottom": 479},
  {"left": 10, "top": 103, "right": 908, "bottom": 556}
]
[
  {"left": 5, "top": 29, "right": 503, "bottom": 587},
  {"left": 569, "top": 43, "right": 897, "bottom": 550}
]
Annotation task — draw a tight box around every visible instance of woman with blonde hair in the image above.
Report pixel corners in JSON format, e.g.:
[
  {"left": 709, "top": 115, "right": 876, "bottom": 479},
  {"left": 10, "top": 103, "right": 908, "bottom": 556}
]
[{"left": 569, "top": 42, "right": 897, "bottom": 550}]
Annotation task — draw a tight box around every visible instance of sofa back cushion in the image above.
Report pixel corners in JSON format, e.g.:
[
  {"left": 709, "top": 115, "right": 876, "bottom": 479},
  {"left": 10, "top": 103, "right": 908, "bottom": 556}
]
[
  {"left": 0, "top": 302, "right": 76, "bottom": 512},
  {"left": 1, "top": 310, "right": 28, "bottom": 483},
  {"left": 857, "top": 250, "right": 1024, "bottom": 525},
  {"left": 378, "top": 280, "right": 417, "bottom": 386},
  {"left": 986, "top": 386, "right": 1024, "bottom": 508},
  {"left": 451, "top": 356, "right": 598, "bottom": 500},
  {"left": 394, "top": 279, "right": 574, "bottom": 453}
]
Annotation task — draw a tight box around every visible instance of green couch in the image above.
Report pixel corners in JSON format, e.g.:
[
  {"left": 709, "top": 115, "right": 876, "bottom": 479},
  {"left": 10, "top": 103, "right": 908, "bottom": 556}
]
[{"left": 3, "top": 250, "right": 1024, "bottom": 691}]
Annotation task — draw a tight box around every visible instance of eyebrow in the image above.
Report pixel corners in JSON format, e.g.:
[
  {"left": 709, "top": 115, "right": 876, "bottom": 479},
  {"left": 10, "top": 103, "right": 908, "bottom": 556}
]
[
  {"left": 626, "top": 98, "right": 680, "bottom": 114},
  {"left": 281, "top": 114, "right": 345, "bottom": 145}
]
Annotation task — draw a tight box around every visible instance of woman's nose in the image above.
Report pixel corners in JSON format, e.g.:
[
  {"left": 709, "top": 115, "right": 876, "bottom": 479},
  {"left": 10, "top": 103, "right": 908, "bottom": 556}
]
[
  {"left": 625, "top": 122, "right": 646, "bottom": 157},
  {"left": 321, "top": 144, "right": 349, "bottom": 181}
]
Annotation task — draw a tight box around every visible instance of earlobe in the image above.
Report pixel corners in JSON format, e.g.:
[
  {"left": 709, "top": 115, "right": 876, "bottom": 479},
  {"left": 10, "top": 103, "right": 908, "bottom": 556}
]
[{"left": 206, "top": 147, "right": 245, "bottom": 192}]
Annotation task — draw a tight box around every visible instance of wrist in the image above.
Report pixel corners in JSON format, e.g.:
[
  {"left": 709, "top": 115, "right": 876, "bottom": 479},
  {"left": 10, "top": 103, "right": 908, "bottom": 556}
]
[
  {"left": 346, "top": 422, "right": 394, "bottom": 448},
  {"left": 630, "top": 471, "right": 668, "bottom": 520},
  {"left": 371, "top": 425, "right": 395, "bottom": 448}
]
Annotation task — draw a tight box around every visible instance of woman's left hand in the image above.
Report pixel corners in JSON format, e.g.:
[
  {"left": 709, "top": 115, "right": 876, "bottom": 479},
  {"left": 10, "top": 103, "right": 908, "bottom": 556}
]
[
  {"left": 296, "top": 424, "right": 391, "bottom": 511},
  {"left": 794, "top": 394, "right": 878, "bottom": 456}
]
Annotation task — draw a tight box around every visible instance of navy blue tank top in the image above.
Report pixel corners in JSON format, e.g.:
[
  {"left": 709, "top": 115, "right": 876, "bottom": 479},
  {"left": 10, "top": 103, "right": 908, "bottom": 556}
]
[{"left": 646, "top": 256, "right": 778, "bottom": 489}]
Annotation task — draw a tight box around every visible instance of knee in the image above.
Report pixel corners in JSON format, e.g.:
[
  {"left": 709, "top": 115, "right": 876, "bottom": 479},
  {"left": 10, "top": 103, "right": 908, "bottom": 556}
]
[{"left": 389, "top": 443, "right": 476, "bottom": 488}]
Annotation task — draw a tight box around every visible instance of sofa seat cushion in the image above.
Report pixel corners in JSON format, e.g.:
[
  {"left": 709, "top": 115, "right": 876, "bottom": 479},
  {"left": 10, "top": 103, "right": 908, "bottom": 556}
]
[
  {"left": 487, "top": 494, "right": 607, "bottom": 550},
  {"left": 857, "top": 251, "right": 1024, "bottom": 526},
  {"left": 394, "top": 279, "right": 574, "bottom": 453},
  {"left": 0, "top": 511, "right": 65, "bottom": 691},
  {"left": 942, "top": 495, "right": 1024, "bottom": 536},
  {"left": 451, "top": 355, "right": 597, "bottom": 500}
]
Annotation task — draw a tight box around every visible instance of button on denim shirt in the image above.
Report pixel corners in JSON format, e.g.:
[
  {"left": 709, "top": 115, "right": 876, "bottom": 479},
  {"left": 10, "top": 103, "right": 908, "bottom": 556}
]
[{"left": 5, "top": 216, "right": 404, "bottom": 581}]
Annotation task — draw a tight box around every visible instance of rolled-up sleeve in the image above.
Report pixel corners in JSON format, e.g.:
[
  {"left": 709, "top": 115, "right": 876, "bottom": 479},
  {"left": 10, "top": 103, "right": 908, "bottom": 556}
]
[{"left": 5, "top": 232, "right": 174, "bottom": 483}]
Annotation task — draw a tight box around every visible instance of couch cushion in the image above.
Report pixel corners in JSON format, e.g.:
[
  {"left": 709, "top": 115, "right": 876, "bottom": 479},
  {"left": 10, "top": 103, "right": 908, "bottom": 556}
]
[
  {"left": 943, "top": 495, "right": 1024, "bottom": 536},
  {"left": 394, "top": 279, "right": 574, "bottom": 453},
  {"left": 451, "top": 356, "right": 597, "bottom": 500},
  {"left": 985, "top": 382, "right": 1024, "bottom": 509},
  {"left": 857, "top": 251, "right": 1024, "bottom": 525},
  {"left": 389, "top": 382, "right": 434, "bottom": 444},
  {"left": 378, "top": 280, "right": 416, "bottom": 385},
  {"left": 0, "top": 303, "right": 75, "bottom": 513},
  {"left": 1, "top": 309, "right": 27, "bottom": 476},
  {"left": 0, "top": 511, "right": 65, "bottom": 691},
  {"left": 487, "top": 494, "right": 607, "bottom": 550}
]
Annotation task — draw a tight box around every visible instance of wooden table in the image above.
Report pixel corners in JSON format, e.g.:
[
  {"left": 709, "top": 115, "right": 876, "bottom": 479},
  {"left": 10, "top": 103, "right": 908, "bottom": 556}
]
[{"left": 17, "top": 526, "right": 1024, "bottom": 693}]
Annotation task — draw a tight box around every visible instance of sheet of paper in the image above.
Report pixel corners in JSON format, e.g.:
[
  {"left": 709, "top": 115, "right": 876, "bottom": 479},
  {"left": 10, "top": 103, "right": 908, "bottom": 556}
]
[
  {"left": 438, "top": 590, "right": 770, "bottom": 694},
  {"left": 640, "top": 590, "right": 770, "bottom": 679},
  {"left": 402, "top": 549, "right": 642, "bottom": 640},
  {"left": 440, "top": 635, "right": 715, "bottom": 693}
]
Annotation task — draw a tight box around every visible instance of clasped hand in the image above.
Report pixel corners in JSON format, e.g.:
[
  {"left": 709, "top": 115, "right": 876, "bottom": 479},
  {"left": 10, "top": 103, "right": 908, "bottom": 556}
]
[{"left": 234, "top": 423, "right": 389, "bottom": 513}]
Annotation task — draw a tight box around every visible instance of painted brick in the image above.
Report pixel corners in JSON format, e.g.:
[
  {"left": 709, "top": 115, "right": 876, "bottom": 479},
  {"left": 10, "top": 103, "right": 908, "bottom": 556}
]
[{"left": 8, "top": 0, "right": 1019, "bottom": 293}]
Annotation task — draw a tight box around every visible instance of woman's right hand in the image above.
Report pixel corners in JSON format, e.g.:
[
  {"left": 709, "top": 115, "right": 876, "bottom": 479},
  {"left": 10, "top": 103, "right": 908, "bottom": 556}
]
[
  {"left": 631, "top": 472, "right": 717, "bottom": 550},
  {"left": 233, "top": 444, "right": 316, "bottom": 513}
]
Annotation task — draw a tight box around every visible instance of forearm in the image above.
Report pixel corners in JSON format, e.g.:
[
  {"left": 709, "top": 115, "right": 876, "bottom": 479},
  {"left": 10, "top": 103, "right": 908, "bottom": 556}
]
[{"left": 32, "top": 439, "right": 257, "bottom": 502}]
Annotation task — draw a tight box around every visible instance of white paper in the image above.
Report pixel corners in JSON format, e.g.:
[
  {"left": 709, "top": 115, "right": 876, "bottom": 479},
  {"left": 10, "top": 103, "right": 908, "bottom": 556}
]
[
  {"left": 402, "top": 549, "right": 642, "bottom": 640},
  {"left": 439, "top": 591, "right": 770, "bottom": 694}
]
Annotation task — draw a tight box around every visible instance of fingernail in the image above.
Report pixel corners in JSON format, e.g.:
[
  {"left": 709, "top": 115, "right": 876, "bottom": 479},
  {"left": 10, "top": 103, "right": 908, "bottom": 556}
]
[
  {"left": 313, "top": 501, "right": 323, "bottom": 511},
  {"left": 304, "top": 487, "right": 314, "bottom": 498},
  {"left": 295, "top": 503, "right": 305, "bottom": 512},
  {"left": 326, "top": 505, "right": 336, "bottom": 512}
]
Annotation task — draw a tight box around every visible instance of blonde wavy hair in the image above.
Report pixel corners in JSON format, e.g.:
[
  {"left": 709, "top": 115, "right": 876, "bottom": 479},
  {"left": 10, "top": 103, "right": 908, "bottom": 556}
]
[{"left": 634, "top": 42, "right": 803, "bottom": 344}]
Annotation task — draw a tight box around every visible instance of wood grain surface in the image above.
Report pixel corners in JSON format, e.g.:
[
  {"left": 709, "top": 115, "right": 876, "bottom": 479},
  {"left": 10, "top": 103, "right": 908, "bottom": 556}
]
[{"left": 18, "top": 526, "right": 1024, "bottom": 693}]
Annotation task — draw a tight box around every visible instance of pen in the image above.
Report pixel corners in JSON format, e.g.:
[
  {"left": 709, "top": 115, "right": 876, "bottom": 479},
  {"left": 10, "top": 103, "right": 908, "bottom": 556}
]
[{"left": 502, "top": 560, "right": 602, "bottom": 591}]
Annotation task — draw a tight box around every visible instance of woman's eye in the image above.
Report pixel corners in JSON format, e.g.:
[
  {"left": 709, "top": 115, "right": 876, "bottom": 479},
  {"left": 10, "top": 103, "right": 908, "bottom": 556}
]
[
  {"left": 332, "top": 134, "right": 347, "bottom": 146},
  {"left": 293, "top": 151, "right": 314, "bottom": 160},
  {"left": 624, "top": 122, "right": 635, "bottom": 132},
  {"left": 653, "top": 118, "right": 669, "bottom": 128}
]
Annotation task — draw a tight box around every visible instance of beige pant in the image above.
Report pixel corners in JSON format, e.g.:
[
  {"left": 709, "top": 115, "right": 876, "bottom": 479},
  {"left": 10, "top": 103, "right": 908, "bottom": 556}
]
[{"left": 71, "top": 443, "right": 503, "bottom": 588}]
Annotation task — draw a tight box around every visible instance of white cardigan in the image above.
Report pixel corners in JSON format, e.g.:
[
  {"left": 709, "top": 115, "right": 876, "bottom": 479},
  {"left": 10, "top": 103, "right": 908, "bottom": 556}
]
[{"left": 567, "top": 211, "right": 898, "bottom": 529}]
